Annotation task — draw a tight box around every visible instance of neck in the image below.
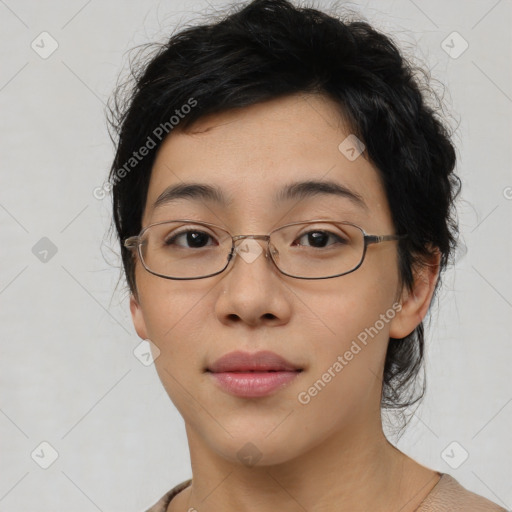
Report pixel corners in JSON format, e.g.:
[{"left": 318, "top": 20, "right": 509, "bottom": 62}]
[{"left": 176, "top": 418, "right": 437, "bottom": 512}]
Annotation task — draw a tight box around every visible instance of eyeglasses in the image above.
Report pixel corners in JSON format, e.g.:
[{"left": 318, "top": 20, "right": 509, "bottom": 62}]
[{"left": 123, "top": 219, "right": 406, "bottom": 280}]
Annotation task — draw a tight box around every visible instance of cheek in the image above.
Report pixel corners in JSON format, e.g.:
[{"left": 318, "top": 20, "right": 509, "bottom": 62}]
[
  {"left": 136, "top": 279, "right": 214, "bottom": 398},
  {"left": 306, "top": 291, "right": 391, "bottom": 383},
  {"left": 138, "top": 282, "right": 213, "bottom": 414},
  {"left": 303, "top": 256, "right": 399, "bottom": 341},
  {"left": 292, "top": 295, "right": 396, "bottom": 435},
  {"left": 300, "top": 262, "right": 400, "bottom": 390},
  {"left": 137, "top": 272, "right": 208, "bottom": 341}
]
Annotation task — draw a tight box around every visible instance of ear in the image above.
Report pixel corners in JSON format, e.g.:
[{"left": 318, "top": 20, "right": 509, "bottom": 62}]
[
  {"left": 389, "top": 249, "right": 441, "bottom": 339},
  {"left": 130, "top": 292, "right": 148, "bottom": 340}
]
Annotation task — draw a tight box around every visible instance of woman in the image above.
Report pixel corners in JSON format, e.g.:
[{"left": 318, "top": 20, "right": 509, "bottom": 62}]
[{"left": 107, "top": 1, "right": 506, "bottom": 510}]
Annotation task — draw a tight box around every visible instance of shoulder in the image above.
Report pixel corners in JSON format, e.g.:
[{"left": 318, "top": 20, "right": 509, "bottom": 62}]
[
  {"left": 417, "top": 473, "right": 508, "bottom": 512},
  {"left": 141, "top": 474, "right": 508, "bottom": 512},
  {"left": 143, "top": 479, "right": 192, "bottom": 512}
]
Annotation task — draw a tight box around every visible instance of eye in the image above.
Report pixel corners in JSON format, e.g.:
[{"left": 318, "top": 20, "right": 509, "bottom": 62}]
[
  {"left": 164, "top": 228, "right": 217, "bottom": 249},
  {"left": 293, "top": 229, "right": 349, "bottom": 249}
]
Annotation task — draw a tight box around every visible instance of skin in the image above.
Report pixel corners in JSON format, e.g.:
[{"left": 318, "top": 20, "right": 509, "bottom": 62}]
[{"left": 129, "top": 93, "right": 441, "bottom": 512}]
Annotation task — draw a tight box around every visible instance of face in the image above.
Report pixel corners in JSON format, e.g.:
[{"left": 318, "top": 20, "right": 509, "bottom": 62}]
[{"left": 130, "top": 93, "right": 410, "bottom": 466}]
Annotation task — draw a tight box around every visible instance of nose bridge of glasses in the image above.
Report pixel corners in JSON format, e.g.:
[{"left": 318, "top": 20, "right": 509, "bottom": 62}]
[
  {"left": 232, "top": 234, "right": 270, "bottom": 242},
  {"left": 231, "top": 234, "right": 278, "bottom": 261}
]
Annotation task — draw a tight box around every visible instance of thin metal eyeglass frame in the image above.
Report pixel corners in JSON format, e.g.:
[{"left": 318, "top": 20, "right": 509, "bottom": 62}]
[{"left": 123, "top": 219, "right": 407, "bottom": 280}]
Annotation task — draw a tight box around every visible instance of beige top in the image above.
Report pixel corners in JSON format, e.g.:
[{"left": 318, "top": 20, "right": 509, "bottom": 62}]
[{"left": 144, "top": 473, "right": 508, "bottom": 511}]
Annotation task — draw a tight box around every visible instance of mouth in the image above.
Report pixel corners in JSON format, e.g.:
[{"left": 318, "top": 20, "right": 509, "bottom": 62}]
[
  {"left": 206, "top": 351, "right": 303, "bottom": 398},
  {"left": 206, "top": 350, "right": 302, "bottom": 373}
]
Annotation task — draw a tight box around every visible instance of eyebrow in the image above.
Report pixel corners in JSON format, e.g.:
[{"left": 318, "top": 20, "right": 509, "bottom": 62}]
[
  {"left": 152, "top": 179, "right": 367, "bottom": 211},
  {"left": 274, "top": 180, "right": 367, "bottom": 210}
]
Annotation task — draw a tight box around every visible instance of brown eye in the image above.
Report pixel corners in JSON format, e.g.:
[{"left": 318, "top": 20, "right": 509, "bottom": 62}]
[
  {"left": 293, "top": 230, "right": 348, "bottom": 249},
  {"left": 165, "top": 229, "right": 216, "bottom": 248}
]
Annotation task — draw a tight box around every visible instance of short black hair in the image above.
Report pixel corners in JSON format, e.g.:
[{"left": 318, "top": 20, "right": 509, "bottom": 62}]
[{"left": 107, "top": 0, "right": 460, "bottom": 414}]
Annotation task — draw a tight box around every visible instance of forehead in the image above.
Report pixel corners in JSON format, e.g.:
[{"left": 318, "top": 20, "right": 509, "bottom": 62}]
[{"left": 143, "top": 93, "right": 391, "bottom": 228}]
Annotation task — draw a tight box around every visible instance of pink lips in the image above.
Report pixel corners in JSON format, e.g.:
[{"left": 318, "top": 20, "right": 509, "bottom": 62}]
[{"left": 207, "top": 350, "right": 302, "bottom": 398}]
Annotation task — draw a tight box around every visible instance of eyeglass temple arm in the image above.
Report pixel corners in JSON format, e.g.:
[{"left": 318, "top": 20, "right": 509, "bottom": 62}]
[
  {"left": 365, "top": 234, "right": 407, "bottom": 245},
  {"left": 124, "top": 236, "right": 140, "bottom": 249}
]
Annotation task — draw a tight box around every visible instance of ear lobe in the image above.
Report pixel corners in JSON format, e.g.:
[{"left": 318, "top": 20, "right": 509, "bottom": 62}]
[
  {"left": 130, "top": 292, "right": 148, "bottom": 340},
  {"left": 389, "top": 249, "right": 441, "bottom": 339}
]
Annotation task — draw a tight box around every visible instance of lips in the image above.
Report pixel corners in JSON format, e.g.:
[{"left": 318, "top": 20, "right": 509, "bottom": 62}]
[
  {"left": 207, "top": 350, "right": 302, "bottom": 373},
  {"left": 206, "top": 350, "right": 303, "bottom": 398}
]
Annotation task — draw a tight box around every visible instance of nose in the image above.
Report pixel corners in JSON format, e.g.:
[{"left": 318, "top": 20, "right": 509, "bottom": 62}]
[
  {"left": 214, "top": 237, "right": 292, "bottom": 328},
  {"left": 230, "top": 235, "right": 278, "bottom": 267}
]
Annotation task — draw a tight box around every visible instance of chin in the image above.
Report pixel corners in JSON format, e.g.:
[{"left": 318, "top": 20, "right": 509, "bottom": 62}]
[{"left": 202, "top": 427, "right": 310, "bottom": 468}]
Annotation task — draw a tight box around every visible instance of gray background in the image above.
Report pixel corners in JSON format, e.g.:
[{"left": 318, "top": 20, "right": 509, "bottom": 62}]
[{"left": 0, "top": 0, "right": 511, "bottom": 510}]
